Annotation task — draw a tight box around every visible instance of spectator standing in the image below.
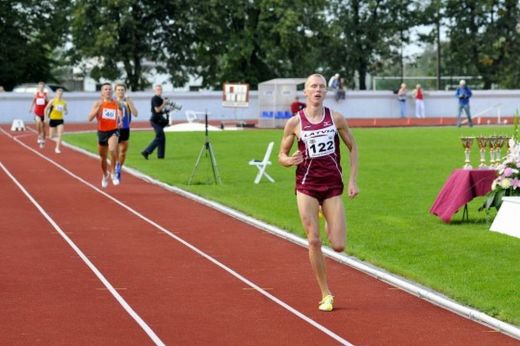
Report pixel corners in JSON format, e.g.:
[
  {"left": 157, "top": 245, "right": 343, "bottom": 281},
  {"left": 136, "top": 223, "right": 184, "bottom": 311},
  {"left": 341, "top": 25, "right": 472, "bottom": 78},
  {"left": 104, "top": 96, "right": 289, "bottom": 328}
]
[
  {"left": 328, "top": 73, "right": 340, "bottom": 90},
  {"left": 142, "top": 85, "right": 168, "bottom": 159},
  {"left": 328, "top": 73, "right": 343, "bottom": 102},
  {"left": 335, "top": 78, "right": 346, "bottom": 102},
  {"left": 397, "top": 83, "right": 408, "bottom": 118},
  {"left": 290, "top": 96, "right": 306, "bottom": 115},
  {"left": 455, "top": 80, "right": 473, "bottom": 127},
  {"left": 412, "top": 84, "right": 425, "bottom": 118}
]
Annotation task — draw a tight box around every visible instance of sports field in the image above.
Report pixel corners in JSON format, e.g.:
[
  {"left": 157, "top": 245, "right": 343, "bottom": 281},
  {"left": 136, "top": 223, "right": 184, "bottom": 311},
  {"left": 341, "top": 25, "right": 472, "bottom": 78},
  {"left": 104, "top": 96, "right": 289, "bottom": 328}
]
[
  {"left": 2, "top": 123, "right": 519, "bottom": 344},
  {"left": 64, "top": 125, "right": 520, "bottom": 327}
]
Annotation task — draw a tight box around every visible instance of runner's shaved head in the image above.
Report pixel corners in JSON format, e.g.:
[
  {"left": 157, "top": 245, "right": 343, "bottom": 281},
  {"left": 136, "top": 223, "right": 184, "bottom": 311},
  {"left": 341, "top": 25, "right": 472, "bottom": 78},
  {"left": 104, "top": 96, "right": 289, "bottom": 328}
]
[{"left": 305, "top": 74, "right": 327, "bottom": 89}]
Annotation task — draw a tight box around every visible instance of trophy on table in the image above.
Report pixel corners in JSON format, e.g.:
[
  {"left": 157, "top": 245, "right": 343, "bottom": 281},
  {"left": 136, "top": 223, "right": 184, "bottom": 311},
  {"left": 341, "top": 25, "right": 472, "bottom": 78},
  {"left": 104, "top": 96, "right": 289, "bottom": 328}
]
[
  {"left": 460, "top": 136, "right": 475, "bottom": 169},
  {"left": 476, "top": 136, "right": 488, "bottom": 168},
  {"left": 487, "top": 136, "right": 497, "bottom": 167},
  {"left": 495, "top": 136, "right": 508, "bottom": 164},
  {"left": 506, "top": 136, "right": 515, "bottom": 155}
]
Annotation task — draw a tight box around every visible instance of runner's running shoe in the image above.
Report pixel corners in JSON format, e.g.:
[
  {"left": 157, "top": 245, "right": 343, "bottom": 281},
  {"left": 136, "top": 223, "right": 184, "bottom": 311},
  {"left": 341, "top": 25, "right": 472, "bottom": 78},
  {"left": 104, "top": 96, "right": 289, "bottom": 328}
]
[
  {"left": 318, "top": 295, "right": 334, "bottom": 312},
  {"left": 115, "top": 162, "right": 121, "bottom": 181},
  {"left": 111, "top": 173, "right": 120, "bottom": 186},
  {"left": 101, "top": 173, "right": 110, "bottom": 188}
]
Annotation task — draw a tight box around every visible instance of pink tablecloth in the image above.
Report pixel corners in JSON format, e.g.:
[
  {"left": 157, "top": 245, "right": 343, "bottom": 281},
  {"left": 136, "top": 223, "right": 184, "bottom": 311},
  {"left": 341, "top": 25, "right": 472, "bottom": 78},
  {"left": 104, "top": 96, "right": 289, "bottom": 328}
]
[{"left": 430, "top": 169, "right": 497, "bottom": 223}]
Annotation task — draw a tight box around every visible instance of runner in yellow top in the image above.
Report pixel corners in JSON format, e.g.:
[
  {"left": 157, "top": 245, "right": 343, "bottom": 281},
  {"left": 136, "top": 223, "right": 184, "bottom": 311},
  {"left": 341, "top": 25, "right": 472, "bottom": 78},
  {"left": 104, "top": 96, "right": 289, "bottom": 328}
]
[{"left": 44, "top": 88, "right": 68, "bottom": 154}]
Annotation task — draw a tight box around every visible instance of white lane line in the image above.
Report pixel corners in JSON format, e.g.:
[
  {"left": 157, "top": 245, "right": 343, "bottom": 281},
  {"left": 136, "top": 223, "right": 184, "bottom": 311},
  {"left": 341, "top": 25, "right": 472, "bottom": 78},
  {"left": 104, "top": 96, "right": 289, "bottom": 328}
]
[
  {"left": 0, "top": 160, "right": 165, "bottom": 346},
  {"left": 11, "top": 125, "right": 520, "bottom": 341},
  {"left": 2, "top": 127, "right": 353, "bottom": 345}
]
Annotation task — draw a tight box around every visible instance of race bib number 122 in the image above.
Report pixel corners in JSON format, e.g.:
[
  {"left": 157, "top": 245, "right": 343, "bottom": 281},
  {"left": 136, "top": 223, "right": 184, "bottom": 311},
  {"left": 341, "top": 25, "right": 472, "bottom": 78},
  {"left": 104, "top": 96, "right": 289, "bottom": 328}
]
[{"left": 307, "top": 135, "right": 335, "bottom": 158}]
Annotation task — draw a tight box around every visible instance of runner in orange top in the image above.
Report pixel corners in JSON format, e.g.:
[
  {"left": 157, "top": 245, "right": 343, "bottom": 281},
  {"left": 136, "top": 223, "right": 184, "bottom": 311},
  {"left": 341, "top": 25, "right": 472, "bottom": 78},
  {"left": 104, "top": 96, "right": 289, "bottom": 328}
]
[{"left": 88, "top": 83, "right": 122, "bottom": 188}]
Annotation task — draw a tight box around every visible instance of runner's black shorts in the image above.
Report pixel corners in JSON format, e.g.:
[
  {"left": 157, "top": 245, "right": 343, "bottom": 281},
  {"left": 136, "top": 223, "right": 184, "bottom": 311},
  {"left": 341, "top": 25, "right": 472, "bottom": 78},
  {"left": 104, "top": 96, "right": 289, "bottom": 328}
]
[
  {"left": 118, "top": 128, "right": 130, "bottom": 142},
  {"left": 97, "top": 129, "right": 119, "bottom": 146},
  {"left": 49, "top": 119, "right": 64, "bottom": 128}
]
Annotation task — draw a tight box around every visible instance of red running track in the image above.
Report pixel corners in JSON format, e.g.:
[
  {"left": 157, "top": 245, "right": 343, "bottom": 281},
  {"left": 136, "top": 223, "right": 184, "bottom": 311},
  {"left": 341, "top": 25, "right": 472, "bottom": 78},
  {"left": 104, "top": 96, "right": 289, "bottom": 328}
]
[{"left": 0, "top": 126, "right": 518, "bottom": 345}]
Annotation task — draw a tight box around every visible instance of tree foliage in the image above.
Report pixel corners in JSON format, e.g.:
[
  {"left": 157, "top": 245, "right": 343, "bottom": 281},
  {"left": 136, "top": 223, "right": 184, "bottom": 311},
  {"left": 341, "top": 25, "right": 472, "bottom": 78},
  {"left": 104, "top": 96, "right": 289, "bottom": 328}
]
[
  {"left": 443, "top": 0, "right": 520, "bottom": 89},
  {"left": 3, "top": 0, "right": 520, "bottom": 91},
  {"left": 326, "top": 0, "right": 423, "bottom": 90},
  {"left": 0, "top": 0, "right": 69, "bottom": 90},
  {"left": 186, "top": 0, "right": 327, "bottom": 89},
  {"left": 71, "top": 0, "right": 154, "bottom": 90}
]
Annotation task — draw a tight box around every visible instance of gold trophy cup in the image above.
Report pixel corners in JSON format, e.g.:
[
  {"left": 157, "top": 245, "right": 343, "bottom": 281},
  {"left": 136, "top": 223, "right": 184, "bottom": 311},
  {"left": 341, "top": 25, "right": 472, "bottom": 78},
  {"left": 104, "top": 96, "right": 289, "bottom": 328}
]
[
  {"left": 495, "top": 136, "right": 508, "bottom": 164},
  {"left": 487, "top": 136, "right": 497, "bottom": 167},
  {"left": 476, "top": 136, "right": 488, "bottom": 168},
  {"left": 460, "top": 136, "right": 475, "bottom": 169}
]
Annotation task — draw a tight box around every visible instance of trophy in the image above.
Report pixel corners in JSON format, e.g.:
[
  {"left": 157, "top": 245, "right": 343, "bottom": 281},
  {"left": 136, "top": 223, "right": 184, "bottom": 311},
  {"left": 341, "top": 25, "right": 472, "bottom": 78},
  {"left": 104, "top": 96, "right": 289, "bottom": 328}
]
[
  {"left": 476, "top": 136, "right": 488, "bottom": 168},
  {"left": 494, "top": 136, "right": 506, "bottom": 164},
  {"left": 487, "top": 136, "right": 497, "bottom": 167},
  {"left": 460, "top": 136, "right": 474, "bottom": 169},
  {"left": 506, "top": 136, "right": 515, "bottom": 155}
]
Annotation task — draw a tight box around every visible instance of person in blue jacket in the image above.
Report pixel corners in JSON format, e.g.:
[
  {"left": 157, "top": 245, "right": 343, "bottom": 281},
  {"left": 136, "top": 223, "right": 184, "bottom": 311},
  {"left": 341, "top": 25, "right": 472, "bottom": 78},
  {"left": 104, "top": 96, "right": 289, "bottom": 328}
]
[{"left": 455, "top": 80, "right": 473, "bottom": 127}]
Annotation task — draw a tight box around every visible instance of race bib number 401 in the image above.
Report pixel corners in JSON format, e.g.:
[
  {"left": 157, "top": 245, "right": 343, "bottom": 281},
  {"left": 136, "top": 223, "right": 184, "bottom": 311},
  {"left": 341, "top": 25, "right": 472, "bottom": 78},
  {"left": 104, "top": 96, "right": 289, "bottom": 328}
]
[
  {"left": 307, "top": 135, "right": 335, "bottom": 158},
  {"left": 102, "top": 108, "right": 116, "bottom": 120}
]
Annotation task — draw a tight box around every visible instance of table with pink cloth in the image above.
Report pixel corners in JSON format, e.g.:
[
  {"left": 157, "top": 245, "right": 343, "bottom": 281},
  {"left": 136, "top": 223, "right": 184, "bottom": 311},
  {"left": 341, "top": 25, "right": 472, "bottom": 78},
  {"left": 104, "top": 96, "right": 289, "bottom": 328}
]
[{"left": 430, "top": 169, "right": 497, "bottom": 223}]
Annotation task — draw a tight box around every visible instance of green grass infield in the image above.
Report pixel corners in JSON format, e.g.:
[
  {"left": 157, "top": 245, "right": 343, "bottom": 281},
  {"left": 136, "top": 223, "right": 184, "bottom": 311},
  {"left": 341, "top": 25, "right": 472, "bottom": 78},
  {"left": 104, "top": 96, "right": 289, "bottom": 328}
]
[{"left": 64, "top": 125, "right": 520, "bottom": 326}]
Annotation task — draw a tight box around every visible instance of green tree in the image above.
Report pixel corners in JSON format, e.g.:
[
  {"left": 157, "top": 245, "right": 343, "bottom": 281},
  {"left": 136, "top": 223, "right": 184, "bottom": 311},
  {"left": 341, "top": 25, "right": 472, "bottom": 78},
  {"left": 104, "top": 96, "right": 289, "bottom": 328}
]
[
  {"left": 489, "top": 0, "right": 520, "bottom": 88},
  {"left": 418, "top": 0, "right": 446, "bottom": 90},
  {"left": 188, "top": 0, "right": 326, "bottom": 89},
  {"left": 327, "top": 0, "right": 421, "bottom": 90},
  {"left": 0, "top": 0, "right": 69, "bottom": 90},
  {"left": 70, "top": 0, "right": 194, "bottom": 90},
  {"left": 444, "top": 0, "right": 520, "bottom": 89},
  {"left": 149, "top": 1, "right": 199, "bottom": 87},
  {"left": 71, "top": 0, "right": 149, "bottom": 90}
]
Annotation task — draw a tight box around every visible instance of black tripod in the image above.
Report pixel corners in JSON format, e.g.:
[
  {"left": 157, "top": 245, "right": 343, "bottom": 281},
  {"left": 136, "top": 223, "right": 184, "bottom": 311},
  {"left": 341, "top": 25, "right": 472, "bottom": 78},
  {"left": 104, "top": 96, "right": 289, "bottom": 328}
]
[{"left": 188, "top": 111, "right": 221, "bottom": 185}]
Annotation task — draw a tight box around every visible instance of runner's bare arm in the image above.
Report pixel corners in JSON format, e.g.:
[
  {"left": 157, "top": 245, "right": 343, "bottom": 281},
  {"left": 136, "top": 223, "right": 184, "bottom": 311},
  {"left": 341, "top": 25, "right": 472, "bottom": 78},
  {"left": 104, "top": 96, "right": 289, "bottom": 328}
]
[
  {"left": 43, "top": 101, "right": 52, "bottom": 117},
  {"left": 127, "top": 98, "right": 138, "bottom": 117},
  {"left": 117, "top": 102, "right": 123, "bottom": 126},
  {"left": 29, "top": 96, "right": 36, "bottom": 113},
  {"left": 278, "top": 116, "right": 303, "bottom": 167},
  {"left": 333, "top": 112, "right": 359, "bottom": 198},
  {"left": 87, "top": 101, "right": 102, "bottom": 122}
]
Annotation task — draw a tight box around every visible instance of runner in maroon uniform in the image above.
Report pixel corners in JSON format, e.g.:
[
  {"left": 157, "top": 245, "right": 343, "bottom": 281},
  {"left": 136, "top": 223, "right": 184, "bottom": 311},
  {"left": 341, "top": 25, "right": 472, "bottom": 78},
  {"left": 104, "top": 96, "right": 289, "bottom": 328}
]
[{"left": 279, "top": 73, "right": 359, "bottom": 312}]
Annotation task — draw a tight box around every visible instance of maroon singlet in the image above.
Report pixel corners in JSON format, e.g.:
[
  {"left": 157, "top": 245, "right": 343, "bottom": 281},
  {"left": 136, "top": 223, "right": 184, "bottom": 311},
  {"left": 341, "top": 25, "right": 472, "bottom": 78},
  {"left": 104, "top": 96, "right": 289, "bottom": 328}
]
[{"left": 295, "top": 107, "right": 343, "bottom": 193}]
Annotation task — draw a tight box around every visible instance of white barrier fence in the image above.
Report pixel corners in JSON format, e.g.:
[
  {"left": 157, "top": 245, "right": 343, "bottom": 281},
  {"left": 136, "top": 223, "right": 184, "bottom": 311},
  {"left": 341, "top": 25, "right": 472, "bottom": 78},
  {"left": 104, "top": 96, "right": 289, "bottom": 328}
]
[{"left": 1, "top": 89, "right": 520, "bottom": 124}]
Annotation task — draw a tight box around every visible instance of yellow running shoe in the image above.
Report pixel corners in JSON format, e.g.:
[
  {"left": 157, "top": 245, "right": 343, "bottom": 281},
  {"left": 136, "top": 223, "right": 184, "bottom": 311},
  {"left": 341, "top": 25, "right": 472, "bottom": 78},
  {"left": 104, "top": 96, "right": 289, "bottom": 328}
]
[{"left": 318, "top": 295, "right": 334, "bottom": 312}]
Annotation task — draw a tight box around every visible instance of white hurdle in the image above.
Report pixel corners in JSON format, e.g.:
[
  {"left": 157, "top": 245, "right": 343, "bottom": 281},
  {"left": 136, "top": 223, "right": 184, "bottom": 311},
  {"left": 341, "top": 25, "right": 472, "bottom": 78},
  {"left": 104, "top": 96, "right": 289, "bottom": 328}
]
[{"left": 10, "top": 119, "right": 26, "bottom": 131}]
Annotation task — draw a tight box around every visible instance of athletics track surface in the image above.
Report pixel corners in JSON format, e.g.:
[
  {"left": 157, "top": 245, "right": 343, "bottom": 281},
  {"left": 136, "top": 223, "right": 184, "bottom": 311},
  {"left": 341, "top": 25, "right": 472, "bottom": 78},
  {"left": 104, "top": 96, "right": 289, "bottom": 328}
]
[{"left": 0, "top": 125, "right": 518, "bottom": 345}]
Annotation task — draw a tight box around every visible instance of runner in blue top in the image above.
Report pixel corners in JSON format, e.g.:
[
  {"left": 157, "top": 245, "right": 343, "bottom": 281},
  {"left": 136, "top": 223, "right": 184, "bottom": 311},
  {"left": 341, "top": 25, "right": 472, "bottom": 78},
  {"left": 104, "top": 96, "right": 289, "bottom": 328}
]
[{"left": 115, "top": 83, "right": 138, "bottom": 180}]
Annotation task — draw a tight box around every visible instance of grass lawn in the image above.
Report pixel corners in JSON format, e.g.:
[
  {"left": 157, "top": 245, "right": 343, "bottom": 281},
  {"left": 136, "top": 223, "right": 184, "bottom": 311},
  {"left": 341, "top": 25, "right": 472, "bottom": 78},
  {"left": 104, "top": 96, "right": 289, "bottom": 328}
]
[{"left": 64, "top": 125, "right": 520, "bottom": 326}]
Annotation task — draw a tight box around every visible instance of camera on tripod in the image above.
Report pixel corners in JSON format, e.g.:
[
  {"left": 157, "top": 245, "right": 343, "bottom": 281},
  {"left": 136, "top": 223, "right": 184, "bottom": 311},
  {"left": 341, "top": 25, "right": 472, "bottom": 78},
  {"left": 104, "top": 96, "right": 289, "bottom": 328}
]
[{"left": 163, "top": 99, "right": 182, "bottom": 113}]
